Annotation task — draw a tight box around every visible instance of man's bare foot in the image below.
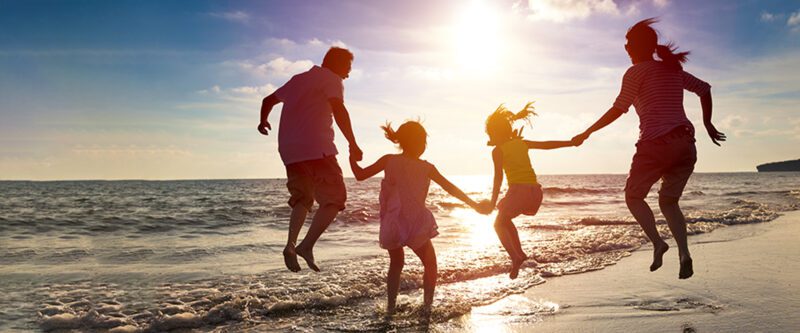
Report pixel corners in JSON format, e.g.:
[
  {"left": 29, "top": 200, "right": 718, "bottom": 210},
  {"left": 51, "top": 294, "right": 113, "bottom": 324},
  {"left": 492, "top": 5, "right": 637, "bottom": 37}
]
[
  {"left": 510, "top": 255, "right": 528, "bottom": 279},
  {"left": 650, "top": 242, "right": 670, "bottom": 272},
  {"left": 295, "top": 243, "right": 320, "bottom": 272},
  {"left": 679, "top": 256, "right": 693, "bottom": 279},
  {"left": 283, "top": 245, "right": 301, "bottom": 272}
]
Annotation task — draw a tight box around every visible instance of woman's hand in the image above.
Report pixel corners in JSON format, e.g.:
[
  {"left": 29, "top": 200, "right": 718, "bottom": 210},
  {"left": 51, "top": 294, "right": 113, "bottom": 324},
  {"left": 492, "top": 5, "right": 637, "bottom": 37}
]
[{"left": 704, "top": 123, "right": 726, "bottom": 146}]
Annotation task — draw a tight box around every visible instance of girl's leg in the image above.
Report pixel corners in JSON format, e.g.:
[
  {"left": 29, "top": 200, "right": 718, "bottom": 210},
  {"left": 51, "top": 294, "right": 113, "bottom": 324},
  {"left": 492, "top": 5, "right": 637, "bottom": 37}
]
[
  {"left": 626, "top": 195, "right": 669, "bottom": 271},
  {"left": 411, "top": 241, "right": 437, "bottom": 310},
  {"left": 387, "top": 248, "right": 405, "bottom": 315},
  {"left": 494, "top": 212, "right": 527, "bottom": 279},
  {"left": 658, "top": 195, "right": 693, "bottom": 279}
]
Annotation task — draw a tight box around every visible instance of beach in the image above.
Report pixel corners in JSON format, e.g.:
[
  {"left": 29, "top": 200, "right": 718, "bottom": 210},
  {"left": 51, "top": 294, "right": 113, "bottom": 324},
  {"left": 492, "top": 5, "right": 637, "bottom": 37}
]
[
  {"left": 449, "top": 210, "right": 800, "bottom": 332},
  {"left": 1, "top": 173, "right": 798, "bottom": 331}
]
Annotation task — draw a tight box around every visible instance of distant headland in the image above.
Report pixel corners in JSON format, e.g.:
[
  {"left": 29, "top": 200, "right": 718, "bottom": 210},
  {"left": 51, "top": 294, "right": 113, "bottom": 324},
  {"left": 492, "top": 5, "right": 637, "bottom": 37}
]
[{"left": 757, "top": 159, "right": 800, "bottom": 172}]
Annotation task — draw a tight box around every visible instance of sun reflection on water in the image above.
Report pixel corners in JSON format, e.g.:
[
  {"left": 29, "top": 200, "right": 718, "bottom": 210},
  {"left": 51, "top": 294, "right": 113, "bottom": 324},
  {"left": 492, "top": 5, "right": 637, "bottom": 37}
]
[{"left": 449, "top": 208, "right": 498, "bottom": 250}]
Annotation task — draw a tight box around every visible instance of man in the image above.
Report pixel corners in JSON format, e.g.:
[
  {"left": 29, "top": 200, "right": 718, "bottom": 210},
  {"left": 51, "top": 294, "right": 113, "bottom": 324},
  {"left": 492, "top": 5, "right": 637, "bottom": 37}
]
[{"left": 258, "top": 47, "right": 363, "bottom": 272}]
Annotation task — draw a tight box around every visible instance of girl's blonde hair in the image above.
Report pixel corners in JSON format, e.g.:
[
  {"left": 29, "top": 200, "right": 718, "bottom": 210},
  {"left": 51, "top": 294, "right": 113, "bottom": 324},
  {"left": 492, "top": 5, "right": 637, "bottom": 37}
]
[
  {"left": 381, "top": 120, "right": 427, "bottom": 156},
  {"left": 485, "top": 102, "right": 536, "bottom": 146}
]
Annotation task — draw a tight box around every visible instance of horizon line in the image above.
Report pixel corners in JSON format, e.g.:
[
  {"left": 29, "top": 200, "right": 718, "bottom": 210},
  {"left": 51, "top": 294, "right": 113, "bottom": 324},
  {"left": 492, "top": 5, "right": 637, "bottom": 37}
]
[{"left": 0, "top": 170, "right": 781, "bottom": 182}]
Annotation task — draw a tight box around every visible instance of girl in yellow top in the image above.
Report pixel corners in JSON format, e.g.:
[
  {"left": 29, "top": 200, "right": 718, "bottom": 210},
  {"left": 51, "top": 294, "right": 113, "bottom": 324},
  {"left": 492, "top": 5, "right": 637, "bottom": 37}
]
[{"left": 482, "top": 103, "right": 581, "bottom": 279}]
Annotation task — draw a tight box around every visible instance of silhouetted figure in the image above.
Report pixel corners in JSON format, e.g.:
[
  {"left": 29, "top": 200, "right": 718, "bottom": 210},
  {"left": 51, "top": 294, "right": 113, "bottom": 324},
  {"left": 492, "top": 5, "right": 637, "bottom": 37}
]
[
  {"left": 480, "top": 103, "right": 581, "bottom": 279},
  {"left": 349, "top": 121, "right": 487, "bottom": 315},
  {"left": 258, "top": 47, "right": 363, "bottom": 272},
  {"left": 572, "top": 18, "right": 725, "bottom": 279}
]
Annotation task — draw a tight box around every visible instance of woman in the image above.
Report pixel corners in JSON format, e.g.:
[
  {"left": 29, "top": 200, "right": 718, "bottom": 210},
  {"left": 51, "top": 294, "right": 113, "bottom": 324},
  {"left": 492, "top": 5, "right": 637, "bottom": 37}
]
[{"left": 573, "top": 18, "right": 725, "bottom": 279}]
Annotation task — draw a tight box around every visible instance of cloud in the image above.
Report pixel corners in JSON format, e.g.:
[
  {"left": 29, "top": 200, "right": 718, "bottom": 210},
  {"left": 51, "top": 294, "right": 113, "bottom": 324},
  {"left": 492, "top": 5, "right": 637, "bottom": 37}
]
[
  {"left": 761, "top": 12, "right": 778, "bottom": 22},
  {"left": 652, "top": 0, "right": 669, "bottom": 8},
  {"left": 789, "top": 11, "right": 800, "bottom": 32},
  {"left": 208, "top": 10, "right": 250, "bottom": 23},
  {"left": 523, "top": 0, "right": 620, "bottom": 22}
]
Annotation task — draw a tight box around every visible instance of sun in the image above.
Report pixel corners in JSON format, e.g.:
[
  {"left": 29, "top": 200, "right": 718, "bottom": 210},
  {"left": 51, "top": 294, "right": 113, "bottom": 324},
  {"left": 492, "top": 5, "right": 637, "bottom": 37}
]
[{"left": 452, "top": 0, "right": 505, "bottom": 72}]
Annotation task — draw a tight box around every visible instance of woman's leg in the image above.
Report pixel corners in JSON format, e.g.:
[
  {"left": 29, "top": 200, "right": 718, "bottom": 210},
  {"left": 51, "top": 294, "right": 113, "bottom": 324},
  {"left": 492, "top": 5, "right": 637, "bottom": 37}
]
[
  {"left": 659, "top": 195, "right": 693, "bottom": 279},
  {"left": 411, "top": 241, "right": 437, "bottom": 310},
  {"left": 626, "top": 195, "right": 669, "bottom": 271},
  {"left": 387, "top": 248, "right": 405, "bottom": 315}
]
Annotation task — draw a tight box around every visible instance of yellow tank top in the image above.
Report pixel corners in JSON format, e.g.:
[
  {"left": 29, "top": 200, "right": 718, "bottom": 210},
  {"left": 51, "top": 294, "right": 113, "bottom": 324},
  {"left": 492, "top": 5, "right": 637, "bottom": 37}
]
[{"left": 500, "top": 139, "right": 538, "bottom": 184}]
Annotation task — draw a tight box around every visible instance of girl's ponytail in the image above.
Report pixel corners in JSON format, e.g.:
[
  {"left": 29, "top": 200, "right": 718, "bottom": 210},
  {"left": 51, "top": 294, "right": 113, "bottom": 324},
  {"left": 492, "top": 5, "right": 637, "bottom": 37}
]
[
  {"left": 655, "top": 42, "right": 690, "bottom": 71},
  {"left": 381, "top": 122, "right": 399, "bottom": 143}
]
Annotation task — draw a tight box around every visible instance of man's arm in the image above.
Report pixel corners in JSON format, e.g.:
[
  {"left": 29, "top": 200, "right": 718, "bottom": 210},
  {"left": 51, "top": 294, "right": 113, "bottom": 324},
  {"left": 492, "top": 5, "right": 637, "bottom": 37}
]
[
  {"left": 330, "top": 98, "right": 362, "bottom": 161},
  {"left": 700, "top": 90, "right": 725, "bottom": 146},
  {"left": 258, "top": 93, "right": 281, "bottom": 136},
  {"left": 572, "top": 106, "right": 625, "bottom": 143}
]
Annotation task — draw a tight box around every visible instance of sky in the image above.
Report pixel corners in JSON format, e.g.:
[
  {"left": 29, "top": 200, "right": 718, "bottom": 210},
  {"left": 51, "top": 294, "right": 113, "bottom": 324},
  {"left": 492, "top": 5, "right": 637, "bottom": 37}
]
[{"left": 1, "top": 0, "right": 799, "bottom": 180}]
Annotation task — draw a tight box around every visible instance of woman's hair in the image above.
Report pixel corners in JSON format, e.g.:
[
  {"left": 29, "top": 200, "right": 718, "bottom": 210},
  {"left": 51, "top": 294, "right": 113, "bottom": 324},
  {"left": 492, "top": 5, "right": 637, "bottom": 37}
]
[
  {"left": 485, "top": 102, "right": 536, "bottom": 146},
  {"left": 626, "top": 18, "right": 689, "bottom": 71},
  {"left": 381, "top": 120, "right": 427, "bottom": 156}
]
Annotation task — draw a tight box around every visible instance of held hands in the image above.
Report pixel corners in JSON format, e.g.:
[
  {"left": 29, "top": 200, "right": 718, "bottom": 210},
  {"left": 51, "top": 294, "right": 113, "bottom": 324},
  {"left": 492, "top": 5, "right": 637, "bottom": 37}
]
[
  {"left": 349, "top": 144, "right": 363, "bottom": 161},
  {"left": 257, "top": 121, "right": 271, "bottom": 136},
  {"left": 704, "top": 123, "right": 726, "bottom": 146},
  {"left": 571, "top": 131, "right": 590, "bottom": 146},
  {"left": 475, "top": 200, "right": 494, "bottom": 215}
]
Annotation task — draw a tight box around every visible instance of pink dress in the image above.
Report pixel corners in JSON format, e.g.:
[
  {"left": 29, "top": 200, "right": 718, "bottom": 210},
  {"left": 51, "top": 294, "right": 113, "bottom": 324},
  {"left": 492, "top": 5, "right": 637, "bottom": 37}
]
[{"left": 379, "top": 155, "right": 439, "bottom": 250}]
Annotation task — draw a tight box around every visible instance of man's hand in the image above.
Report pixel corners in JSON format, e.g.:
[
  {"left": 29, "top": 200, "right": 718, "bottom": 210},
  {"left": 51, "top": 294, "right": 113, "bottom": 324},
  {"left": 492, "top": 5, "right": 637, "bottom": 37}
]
[
  {"left": 349, "top": 145, "right": 363, "bottom": 161},
  {"left": 257, "top": 122, "right": 272, "bottom": 136},
  {"left": 704, "top": 123, "right": 726, "bottom": 146}
]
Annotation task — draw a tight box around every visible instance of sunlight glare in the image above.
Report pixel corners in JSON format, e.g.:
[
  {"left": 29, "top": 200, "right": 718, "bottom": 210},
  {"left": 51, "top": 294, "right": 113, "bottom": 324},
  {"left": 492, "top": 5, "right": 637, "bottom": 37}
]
[
  {"left": 450, "top": 208, "right": 497, "bottom": 249},
  {"left": 452, "top": 0, "right": 505, "bottom": 73}
]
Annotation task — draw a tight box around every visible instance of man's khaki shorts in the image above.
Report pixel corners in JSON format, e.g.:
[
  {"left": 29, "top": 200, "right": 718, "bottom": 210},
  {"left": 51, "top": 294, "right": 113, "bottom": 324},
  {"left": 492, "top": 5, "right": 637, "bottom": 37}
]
[
  {"left": 285, "top": 156, "right": 346, "bottom": 211},
  {"left": 625, "top": 126, "right": 697, "bottom": 200}
]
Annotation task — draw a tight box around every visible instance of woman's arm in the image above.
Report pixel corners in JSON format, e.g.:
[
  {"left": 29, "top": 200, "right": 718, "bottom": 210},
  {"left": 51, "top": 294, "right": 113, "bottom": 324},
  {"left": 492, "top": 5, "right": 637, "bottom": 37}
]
[
  {"left": 349, "top": 155, "right": 389, "bottom": 181},
  {"left": 429, "top": 166, "right": 480, "bottom": 210},
  {"left": 572, "top": 106, "right": 625, "bottom": 143},
  {"left": 700, "top": 91, "right": 726, "bottom": 146},
  {"left": 525, "top": 140, "right": 578, "bottom": 150}
]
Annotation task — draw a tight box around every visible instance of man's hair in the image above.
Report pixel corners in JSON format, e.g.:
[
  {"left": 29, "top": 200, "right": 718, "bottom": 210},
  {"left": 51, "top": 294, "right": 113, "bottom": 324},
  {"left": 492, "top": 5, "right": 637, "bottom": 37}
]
[{"left": 322, "top": 47, "right": 354, "bottom": 69}]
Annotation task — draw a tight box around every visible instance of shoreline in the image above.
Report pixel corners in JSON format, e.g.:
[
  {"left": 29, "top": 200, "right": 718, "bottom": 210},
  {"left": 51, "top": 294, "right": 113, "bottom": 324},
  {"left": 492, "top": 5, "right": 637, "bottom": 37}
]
[{"left": 446, "top": 210, "right": 800, "bottom": 332}]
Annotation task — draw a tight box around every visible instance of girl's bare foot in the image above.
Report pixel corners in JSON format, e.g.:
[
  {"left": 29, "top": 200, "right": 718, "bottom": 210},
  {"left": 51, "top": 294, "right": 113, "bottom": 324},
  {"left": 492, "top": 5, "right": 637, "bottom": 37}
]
[
  {"left": 510, "top": 255, "right": 528, "bottom": 279},
  {"left": 650, "top": 242, "right": 669, "bottom": 272},
  {"left": 679, "top": 256, "right": 693, "bottom": 279},
  {"left": 295, "top": 244, "right": 320, "bottom": 272},
  {"left": 283, "top": 245, "right": 301, "bottom": 272}
]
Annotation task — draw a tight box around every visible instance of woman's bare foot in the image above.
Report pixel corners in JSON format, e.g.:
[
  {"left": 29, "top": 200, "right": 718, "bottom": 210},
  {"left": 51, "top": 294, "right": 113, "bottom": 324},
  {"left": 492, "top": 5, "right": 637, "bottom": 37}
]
[
  {"left": 510, "top": 255, "right": 528, "bottom": 279},
  {"left": 295, "top": 243, "right": 320, "bottom": 272},
  {"left": 283, "top": 245, "right": 301, "bottom": 272},
  {"left": 650, "top": 242, "right": 669, "bottom": 272},
  {"left": 679, "top": 256, "right": 693, "bottom": 279}
]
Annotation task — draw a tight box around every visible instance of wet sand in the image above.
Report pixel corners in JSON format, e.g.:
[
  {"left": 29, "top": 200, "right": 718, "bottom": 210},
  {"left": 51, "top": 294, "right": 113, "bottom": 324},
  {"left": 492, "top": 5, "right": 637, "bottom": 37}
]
[{"left": 451, "top": 210, "right": 800, "bottom": 332}]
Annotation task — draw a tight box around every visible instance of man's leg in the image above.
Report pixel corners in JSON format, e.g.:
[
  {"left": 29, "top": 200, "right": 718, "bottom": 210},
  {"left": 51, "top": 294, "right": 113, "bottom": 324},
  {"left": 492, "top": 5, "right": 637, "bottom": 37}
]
[
  {"left": 283, "top": 205, "right": 308, "bottom": 272},
  {"left": 295, "top": 156, "right": 347, "bottom": 272},
  {"left": 296, "top": 204, "right": 339, "bottom": 272},
  {"left": 284, "top": 162, "right": 314, "bottom": 272}
]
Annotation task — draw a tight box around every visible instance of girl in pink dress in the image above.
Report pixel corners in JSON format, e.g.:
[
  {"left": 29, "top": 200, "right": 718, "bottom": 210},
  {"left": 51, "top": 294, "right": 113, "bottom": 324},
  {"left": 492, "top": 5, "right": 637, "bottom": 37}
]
[{"left": 349, "top": 120, "right": 487, "bottom": 315}]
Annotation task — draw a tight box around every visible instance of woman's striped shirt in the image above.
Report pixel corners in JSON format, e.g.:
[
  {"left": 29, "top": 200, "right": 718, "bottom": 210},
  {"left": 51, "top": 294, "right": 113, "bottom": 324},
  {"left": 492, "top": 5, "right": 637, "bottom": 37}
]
[{"left": 613, "top": 60, "right": 711, "bottom": 142}]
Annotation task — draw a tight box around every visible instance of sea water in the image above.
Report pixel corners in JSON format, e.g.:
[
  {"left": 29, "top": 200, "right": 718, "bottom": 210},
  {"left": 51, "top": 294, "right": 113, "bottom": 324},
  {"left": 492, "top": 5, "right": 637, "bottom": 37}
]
[{"left": 1, "top": 172, "right": 799, "bottom": 331}]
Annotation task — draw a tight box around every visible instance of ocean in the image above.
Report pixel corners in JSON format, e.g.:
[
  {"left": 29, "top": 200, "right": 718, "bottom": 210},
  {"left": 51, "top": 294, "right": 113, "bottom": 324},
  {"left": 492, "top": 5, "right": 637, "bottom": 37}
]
[{"left": 1, "top": 172, "right": 799, "bottom": 332}]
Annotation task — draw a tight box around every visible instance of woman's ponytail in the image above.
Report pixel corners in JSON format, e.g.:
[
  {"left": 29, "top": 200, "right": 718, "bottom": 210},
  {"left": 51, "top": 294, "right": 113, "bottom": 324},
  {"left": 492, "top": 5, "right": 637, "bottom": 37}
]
[{"left": 655, "top": 42, "right": 690, "bottom": 71}]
